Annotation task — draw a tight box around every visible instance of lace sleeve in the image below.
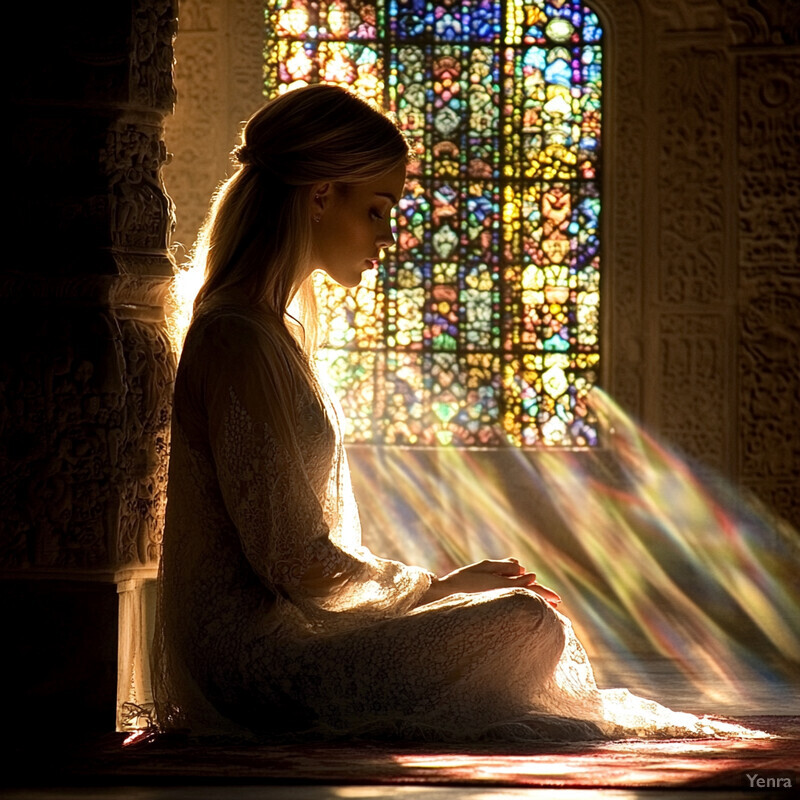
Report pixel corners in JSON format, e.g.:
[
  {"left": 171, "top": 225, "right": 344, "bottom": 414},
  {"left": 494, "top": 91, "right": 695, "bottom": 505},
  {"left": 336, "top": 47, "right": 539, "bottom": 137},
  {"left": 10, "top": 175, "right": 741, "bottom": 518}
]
[
  {"left": 216, "top": 386, "right": 361, "bottom": 597},
  {"left": 197, "top": 311, "right": 433, "bottom": 621}
]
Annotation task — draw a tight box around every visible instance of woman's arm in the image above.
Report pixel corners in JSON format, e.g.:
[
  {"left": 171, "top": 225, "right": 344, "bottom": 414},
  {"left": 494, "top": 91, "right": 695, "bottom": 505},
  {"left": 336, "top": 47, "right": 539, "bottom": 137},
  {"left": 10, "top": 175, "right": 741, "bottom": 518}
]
[{"left": 198, "top": 312, "right": 433, "bottom": 613}]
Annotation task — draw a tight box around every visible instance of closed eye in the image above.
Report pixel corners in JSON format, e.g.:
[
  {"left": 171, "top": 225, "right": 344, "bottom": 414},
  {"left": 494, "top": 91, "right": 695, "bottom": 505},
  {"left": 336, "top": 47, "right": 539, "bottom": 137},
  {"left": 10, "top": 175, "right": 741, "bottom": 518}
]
[{"left": 370, "top": 209, "right": 384, "bottom": 221}]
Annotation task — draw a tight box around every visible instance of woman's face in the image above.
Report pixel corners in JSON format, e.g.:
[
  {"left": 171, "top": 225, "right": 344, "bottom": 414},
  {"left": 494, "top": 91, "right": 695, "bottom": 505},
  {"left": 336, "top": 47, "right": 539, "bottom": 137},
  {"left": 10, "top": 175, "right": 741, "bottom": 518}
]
[{"left": 310, "top": 162, "right": 406, "bottom": 288}]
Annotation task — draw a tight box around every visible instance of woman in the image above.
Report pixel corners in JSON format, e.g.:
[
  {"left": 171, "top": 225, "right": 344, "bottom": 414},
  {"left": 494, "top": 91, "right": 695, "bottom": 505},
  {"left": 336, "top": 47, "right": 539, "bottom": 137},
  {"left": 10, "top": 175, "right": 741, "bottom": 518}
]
[{"left": 153, "top": 84, "right": 755, "bottom": 741}]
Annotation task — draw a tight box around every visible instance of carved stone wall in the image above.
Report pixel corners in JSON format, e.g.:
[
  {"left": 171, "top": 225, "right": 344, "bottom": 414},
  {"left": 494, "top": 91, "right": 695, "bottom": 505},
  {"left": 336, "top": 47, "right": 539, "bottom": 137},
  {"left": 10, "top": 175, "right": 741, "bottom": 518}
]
[
  {"left": 0, "top": 285, "right": 173, "bottom": 571},
  {"left": 735, "top": 50, "right": 800, "bottom": 526},
  {"left": 642, "top": 0, "right": 798, "bottom": 525},
  {"left": 601, "top": 0, "right": 647, "bottom": 415},
  {"left": 651, "top": 41, "right": 731, "bottom": 473},
  {"left": 164, "top": 0, "right": 265, "bottom": 260},
  {"left": 3, "top": 0, "right": 177, "bottom": 576}
]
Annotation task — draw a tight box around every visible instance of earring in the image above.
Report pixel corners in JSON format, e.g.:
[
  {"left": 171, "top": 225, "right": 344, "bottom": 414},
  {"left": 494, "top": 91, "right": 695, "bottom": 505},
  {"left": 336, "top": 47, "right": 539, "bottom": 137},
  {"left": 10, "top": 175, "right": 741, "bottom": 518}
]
[{"left": 313, "top": 214, "right": 321, "bottom": 223}]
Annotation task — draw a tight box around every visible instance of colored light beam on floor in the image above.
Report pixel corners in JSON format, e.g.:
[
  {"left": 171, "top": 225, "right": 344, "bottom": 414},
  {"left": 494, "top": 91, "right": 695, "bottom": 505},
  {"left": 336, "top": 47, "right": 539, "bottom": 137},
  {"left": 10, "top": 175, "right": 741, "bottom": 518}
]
[{"left": 350, "top": 387, "right": 800, "bottom": 712}]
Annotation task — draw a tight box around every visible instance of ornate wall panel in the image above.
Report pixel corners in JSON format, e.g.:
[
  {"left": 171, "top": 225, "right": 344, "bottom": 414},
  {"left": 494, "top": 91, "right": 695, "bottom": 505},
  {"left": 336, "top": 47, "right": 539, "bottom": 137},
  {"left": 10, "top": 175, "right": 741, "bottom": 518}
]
[
  {"left": 229, "top": 0, "right": 270, "bottom": 126},
  {"left": 164, "top": 25, "right": 227, "bottom": 259},
  {"left": 104, "top": 119, "right": 175, "bottom": 253},
  {"left": 116, "top": 316, "right": 175, "bottom": 566},
  {"left": 722, "top": 0, "right": 800, "bottom": 46},
  {"left": 656, "top": 47, "right": 727, "bottom": 307},
  {"left": 0, "top": 286, "right": 175, "bottom": 572},
  {"left": 650, "top": 39, "right": 732, "bottom": 473},
  {"left": 657, "top": 313, "right": 727, "bottom": 469},
  {"left": 736, "top": 51, "right": 800, "bottom": 527},
  {"left": 0, "top": 302, "right": 123, "bottom": 569},
  {"left": 600, "top": 0, "right": 647, "bottom": 417},
  {"left": 651, "top": 0, "right": 726, "bottom": 31},
  {"left": 736, "top": 55, "right": 800, "bottom": 278},
  {"left": 131, "top": 0, "right": 179, "bottom": 111}
]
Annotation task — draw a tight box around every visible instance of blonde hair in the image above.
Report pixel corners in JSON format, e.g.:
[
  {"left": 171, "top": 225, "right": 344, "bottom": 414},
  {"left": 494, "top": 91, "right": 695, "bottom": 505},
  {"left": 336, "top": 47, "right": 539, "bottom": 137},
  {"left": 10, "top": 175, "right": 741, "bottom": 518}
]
[{"left": 192, "top": 84, "right": 410, "bottom": 355}]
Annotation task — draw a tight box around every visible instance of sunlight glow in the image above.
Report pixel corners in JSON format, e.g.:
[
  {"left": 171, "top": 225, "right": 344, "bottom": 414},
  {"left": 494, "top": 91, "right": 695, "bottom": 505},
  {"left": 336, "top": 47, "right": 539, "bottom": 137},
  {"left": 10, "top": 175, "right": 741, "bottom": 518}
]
[
  {"left": 165, "top": 260, "right": 205, "bottom": 353},
  {"left": 390, "top": 737, "right": 782, "bottom": 788}
]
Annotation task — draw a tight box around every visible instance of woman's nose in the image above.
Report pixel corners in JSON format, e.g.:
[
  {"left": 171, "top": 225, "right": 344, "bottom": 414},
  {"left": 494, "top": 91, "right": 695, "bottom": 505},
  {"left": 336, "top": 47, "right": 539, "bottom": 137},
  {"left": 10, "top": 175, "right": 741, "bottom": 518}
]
[{"left": 378, "top": 222, "right": 396, "bottom": 251}]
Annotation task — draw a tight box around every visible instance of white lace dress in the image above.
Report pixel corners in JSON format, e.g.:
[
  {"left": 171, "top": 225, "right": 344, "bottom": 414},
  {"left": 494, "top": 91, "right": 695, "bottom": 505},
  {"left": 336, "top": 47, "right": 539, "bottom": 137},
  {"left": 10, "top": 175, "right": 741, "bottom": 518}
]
[{"left": 153, "top": 302, "right": 758, "bottom": 741}]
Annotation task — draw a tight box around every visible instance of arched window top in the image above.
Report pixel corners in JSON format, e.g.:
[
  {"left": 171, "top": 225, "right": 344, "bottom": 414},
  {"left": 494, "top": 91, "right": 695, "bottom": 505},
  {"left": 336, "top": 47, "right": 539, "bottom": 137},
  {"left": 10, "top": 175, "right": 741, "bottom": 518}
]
[{"left": 265, "top": 1, "right": 603, "bottom": 447}]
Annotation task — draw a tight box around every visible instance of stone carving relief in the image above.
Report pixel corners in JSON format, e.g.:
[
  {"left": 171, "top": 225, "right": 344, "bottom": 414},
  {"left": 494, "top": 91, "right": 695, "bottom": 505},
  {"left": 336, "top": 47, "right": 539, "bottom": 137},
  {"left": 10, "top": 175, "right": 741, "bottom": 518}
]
[
  {"left": 0, "top": 301, "right": 175, "bottom": 572},
  {"left": 649, "top": 0, "right": 725, "bottom": 32},
  {"left": 737, "top": 52, "right": 800, "bottom": 528},
  {"left": 165, "top": 34, "right": 227, "bottom": 257},
  {"left": 738, "top": 277, "right": 799, "bottom": 471},
  {"left": 601, "top": 0, "right": 646, "bottom": 417},
  {"left": 657, "top": 47, "right": 727, "bottom": 306},
  {"left": 229, "top": 0, "right": 270, "bottom": 122},
  {"left": 131, "top": 0, "right": 178, "bottom": 112},
  {"left": 736, "top": 54, "right": 800, "bottom": 279},
  {"left": 102, "top": 122, "right": 175, "bottom": 254},
  {"left": 721, "top": 0, "right": 800, "bottom": 45},
  {"left": 3, "top": 0, "right": 179, "bottom": 573},
  {"left": 179, "top": 0, "right": 224, "bottom": 30},
  {"left": 657, "top": 314, "right": 727, "bottom": 470},
  {"left": 116, "top": 318, "right": 176, "bottom": 567},
  {"left": 164, "top": 0, "right": 265, "bottom": 257},
  {"left": 0, "top": 308, "right": 119, "bottom": 569}
]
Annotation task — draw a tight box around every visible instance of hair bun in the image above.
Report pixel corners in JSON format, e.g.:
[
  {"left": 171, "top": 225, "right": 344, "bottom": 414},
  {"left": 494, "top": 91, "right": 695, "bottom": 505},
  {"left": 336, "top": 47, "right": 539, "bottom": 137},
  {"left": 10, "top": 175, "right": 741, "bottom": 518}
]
[
  {"left": 233, "top": 145, "right": 284, "bottom": 181},
  {"left": 232, "top": 144, "right": 255, "bottom": 166}
]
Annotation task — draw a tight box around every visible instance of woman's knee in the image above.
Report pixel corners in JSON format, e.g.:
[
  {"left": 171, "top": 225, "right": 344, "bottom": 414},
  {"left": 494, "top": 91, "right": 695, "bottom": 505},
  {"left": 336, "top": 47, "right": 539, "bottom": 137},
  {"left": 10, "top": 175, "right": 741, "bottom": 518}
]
[{"left": 495, "top": 588, "right": 565, "bottom": 640}]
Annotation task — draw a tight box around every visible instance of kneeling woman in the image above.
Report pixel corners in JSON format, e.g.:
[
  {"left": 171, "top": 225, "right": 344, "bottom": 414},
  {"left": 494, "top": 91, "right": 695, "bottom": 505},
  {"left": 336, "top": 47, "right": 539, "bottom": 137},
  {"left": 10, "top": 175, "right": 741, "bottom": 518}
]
[{"left": 153, "top": 84, "right": 755, "bottom": 741}]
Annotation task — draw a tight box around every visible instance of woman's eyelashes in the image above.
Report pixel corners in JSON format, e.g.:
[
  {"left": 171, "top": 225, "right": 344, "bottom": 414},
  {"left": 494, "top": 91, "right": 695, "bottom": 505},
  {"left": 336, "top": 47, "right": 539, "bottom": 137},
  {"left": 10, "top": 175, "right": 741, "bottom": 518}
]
[{"left": 370, "top": 208, "right": 385, "bottom": 221}]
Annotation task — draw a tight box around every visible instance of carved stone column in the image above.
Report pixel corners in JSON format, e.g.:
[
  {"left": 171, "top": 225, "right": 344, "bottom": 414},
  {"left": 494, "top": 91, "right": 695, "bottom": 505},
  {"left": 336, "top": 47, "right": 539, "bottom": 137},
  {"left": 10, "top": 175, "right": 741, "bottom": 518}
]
[{"left": 3, "top": 0, "right": 177, "bottom": 733}]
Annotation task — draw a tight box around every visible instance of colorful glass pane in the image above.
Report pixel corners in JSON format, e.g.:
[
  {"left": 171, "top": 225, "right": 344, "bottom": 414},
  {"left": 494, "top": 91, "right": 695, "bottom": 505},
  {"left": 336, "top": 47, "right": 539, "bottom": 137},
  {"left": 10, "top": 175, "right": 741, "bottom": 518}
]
[{"left": 265, "top": 0, "right": 603, "bottom": 447}]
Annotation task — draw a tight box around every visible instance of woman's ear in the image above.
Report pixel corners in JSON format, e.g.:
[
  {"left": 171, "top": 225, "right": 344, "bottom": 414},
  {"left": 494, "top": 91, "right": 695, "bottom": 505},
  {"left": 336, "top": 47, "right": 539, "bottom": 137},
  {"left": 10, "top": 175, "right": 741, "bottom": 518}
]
[{"left": 310, "top": 182, "right": 332, "bottom": 219}]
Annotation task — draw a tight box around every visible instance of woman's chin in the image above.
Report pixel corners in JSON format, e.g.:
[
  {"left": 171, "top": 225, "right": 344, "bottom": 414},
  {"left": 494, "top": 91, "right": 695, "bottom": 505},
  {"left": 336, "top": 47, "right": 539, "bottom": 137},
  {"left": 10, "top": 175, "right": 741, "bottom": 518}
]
[
  {"left": 321, "top": 269, "right": 362, "bottom": 289},
  {"left": 341, "top": 273, "right": 363, "bottom": 288}
]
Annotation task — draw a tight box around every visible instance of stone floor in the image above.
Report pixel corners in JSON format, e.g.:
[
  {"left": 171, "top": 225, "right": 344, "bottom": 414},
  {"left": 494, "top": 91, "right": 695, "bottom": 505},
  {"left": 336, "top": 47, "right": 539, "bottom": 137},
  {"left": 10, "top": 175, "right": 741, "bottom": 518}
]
[
  {"left": 8, "top": 656, "right": 797, "bottom": 800},
  {"left": 3, "top": 786, "right": 777, "bottom": 799}
]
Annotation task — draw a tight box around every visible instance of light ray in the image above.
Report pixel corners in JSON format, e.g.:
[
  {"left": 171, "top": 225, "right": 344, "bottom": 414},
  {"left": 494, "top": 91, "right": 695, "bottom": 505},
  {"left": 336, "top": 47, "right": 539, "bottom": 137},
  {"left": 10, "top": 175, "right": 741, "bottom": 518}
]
[{"left": 352, "top": 387, "right": 800, "bottom": 712}]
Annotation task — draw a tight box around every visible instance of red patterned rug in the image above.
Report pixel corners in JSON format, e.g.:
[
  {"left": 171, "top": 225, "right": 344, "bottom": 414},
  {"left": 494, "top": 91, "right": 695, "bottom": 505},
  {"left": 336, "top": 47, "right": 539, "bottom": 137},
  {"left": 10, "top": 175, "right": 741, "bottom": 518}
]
[{"left": 10, "top": 716, "right": 799, "bottom": 790}]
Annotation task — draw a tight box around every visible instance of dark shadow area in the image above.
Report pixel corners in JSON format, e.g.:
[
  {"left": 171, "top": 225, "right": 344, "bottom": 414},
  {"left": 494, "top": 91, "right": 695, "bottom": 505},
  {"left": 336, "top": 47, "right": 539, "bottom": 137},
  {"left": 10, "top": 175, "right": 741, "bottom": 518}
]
[{"left": 3, "top": 580, "right": 118, "bottom": 738}]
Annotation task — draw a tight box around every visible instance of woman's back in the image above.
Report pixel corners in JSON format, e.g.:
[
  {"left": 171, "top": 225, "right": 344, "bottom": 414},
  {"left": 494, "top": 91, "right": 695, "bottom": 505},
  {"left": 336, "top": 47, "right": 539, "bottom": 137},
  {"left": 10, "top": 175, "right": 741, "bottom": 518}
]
[{"left": 157, "top": 303, "right": 334, "bottom": 730}]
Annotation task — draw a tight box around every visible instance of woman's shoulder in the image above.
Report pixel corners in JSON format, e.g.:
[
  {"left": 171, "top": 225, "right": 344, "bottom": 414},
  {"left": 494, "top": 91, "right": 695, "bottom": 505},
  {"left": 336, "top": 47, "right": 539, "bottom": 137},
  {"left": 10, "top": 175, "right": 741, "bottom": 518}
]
[
  {"left": 188, "top": 302, "right": 286, "bottom": 349},
  {"left": 181, "top": 301, "right": 306, "bottom": 380}
]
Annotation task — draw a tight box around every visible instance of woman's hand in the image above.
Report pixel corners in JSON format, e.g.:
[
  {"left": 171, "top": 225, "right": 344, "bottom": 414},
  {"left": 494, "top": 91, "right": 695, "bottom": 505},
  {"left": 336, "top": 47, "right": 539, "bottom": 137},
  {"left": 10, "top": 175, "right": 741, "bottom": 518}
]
[{"left": 418, "top": 558, "right": 562, "bottom": 607}]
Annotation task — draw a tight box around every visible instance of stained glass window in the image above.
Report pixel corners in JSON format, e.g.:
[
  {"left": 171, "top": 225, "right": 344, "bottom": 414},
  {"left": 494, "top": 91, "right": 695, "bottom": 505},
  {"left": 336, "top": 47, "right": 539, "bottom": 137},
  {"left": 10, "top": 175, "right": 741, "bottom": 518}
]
[{"left": 265, "top": 0, "right": 602, "bottom": 447}]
